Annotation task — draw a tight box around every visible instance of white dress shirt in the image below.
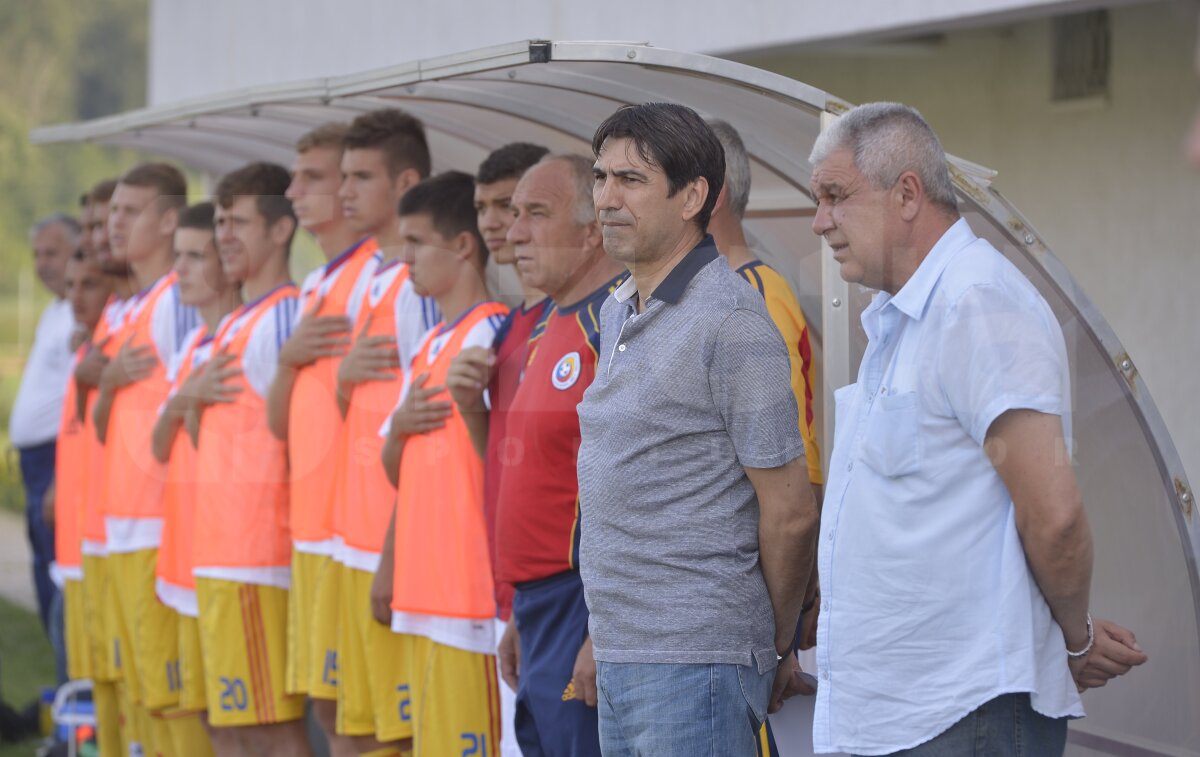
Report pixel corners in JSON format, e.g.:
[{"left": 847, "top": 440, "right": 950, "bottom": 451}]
[
  {"left": 814, "top": 219, "right": 1084, "bottom": 755},
  {"left": 8, "top": 298, "right": 75, "bottom": 448}
]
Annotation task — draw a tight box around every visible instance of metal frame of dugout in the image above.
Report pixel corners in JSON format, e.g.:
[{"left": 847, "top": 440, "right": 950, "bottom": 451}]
[{"left": 31, "top": 40, "right": 1199, "bottom": 757}]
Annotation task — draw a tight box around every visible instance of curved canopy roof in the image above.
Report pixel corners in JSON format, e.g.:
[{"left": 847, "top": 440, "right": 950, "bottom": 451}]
[{"left": 33, "top": 40, "right": 1198, "bottom": 755}]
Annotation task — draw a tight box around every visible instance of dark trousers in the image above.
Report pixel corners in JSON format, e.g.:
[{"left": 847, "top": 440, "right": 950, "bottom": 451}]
[
  {"left": 512, "top": 570, "right": 601, "bottom": 757},
  {"left": 18, "top": 441, "right": 58, "bottom": 633}
]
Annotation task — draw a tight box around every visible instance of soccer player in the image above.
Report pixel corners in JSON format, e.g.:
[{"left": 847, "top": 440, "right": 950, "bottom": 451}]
[
  {"left": 329, "top": 120, "right": 440, "bottom": 754},
  {"left": 375, "top": 171, "right": 508, "bottom": 757},
  {"left": 55, "top": 248, "right": 113, "bottom": 689},
  {"left": 450, "top": 154, "right": 623, "bottom": 757},
  {"left": 150, "top": 201, "right": 243, "bottom": 756},
  {"left": 77, "top": 179, "right": 136, "bottom": 757},
  {"left": 192, "top": 162, "right": 305, "bottom": 756},
  {"left": 93, "top": 162, "right": 199, "bottom": 754},
  {"left": 269, "top": 121, "right": 369, "bottom": 756}
]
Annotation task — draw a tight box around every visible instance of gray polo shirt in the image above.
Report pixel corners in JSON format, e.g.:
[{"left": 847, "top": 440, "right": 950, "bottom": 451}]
[{"left": 577, "top": 235, "right": 804, "bottom": 673}]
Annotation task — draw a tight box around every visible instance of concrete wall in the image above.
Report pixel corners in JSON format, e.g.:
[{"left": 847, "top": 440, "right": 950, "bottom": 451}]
[
  {"left": 147, "top": 0, "right": 1134, "bottom": 104},
  {"left": 744, "top": 0, "right": 1200, "bottom": 487}
]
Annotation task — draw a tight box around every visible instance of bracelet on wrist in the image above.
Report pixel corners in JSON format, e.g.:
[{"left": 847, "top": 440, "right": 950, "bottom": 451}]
[{"left": 1065, "top": 612, "right": 1094, "bottom": 658}]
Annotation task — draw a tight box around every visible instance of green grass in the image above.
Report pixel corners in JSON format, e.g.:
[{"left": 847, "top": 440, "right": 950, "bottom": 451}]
[{"left": 0, "top": 596, "right": 54, "bottom": 755}]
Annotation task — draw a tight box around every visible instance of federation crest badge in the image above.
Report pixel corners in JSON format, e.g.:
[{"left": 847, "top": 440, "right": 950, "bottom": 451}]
[{"left": 552, "top": 351, "right": 582, "bottom": 390}]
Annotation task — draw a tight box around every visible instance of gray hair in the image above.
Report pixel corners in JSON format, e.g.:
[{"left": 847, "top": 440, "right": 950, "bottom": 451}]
[
  {"left": 809, "top": 102, "right": 959, "bottom": 214},
  {"left": 707, "top": 119, "right": 751, "bottom": 220},
  {"left": 539, "top": 153, "right": 597, "bottom": 226},
  {"left": 29, "top": 212, "right": 82, "bottom": 244}
]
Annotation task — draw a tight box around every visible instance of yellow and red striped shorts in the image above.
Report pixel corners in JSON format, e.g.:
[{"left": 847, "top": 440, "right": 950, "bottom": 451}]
[
  {"left": 195, "top": 578, "right": 305, "bottom": 727},
  {"left": 399, "top": 634, "right": 500, "bottom": 757}
]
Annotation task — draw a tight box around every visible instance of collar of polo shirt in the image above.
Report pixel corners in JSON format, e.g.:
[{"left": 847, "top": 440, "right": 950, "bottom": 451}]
[{"left": 613, "top": 234, "right": 720, "bottom": 306}]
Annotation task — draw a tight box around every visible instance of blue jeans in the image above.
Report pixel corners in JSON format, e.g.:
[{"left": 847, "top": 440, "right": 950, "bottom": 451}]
[
  {"left": 595, "top": 661, "right": 773, "bottom": 757},
  {"left": 868, "top": 693, "right": 1068, "bottom": 757},
  {"left": 19, "top": 441, "right": 58, "bottom": 633}
]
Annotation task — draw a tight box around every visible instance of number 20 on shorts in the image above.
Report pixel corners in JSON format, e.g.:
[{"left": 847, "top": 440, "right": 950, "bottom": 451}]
[{"left": 219, "top": 676, "right": 248, "bottom": 711}]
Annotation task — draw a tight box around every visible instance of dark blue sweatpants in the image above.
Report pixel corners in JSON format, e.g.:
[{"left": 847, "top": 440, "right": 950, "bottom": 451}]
[{"left": 512, "top": 570, "right": 601, "bottom": 757}]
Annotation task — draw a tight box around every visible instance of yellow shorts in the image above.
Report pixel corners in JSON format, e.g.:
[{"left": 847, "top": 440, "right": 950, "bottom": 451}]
[
  {"left": 178, "top": 613, "right": 207, "bottom": 713},
  {"left": 92, "top": 680, "right": 122, "bottom": 757},
  {"left": 336, "top": 563, "right": 413, "bottom": 741},
  {"left": 161, "top": 707, "right": 215, "bottom": 757},
  {"left": 196, "top": 577, "right": 305, "bottom": 726},
  {"left": 108, "top": 548, "right": 181, "bottom": 711},
  {"left": 306, "top": 554, "right": 341, "bottom": 701},
  {"left": 63, "top": 578, "right": 92, "bottom": 681},
  {"left": 400, "top": 634, "right": 500, "bottom": 757},
  {"left": 81, "top": 554, "right": 120, "bottom": 682},
  {"left": 286, "top": 550, "right": 334, "bottom": 696}
]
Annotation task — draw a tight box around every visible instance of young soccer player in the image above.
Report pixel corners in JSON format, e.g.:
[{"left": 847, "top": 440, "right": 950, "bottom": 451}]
[
  {"left": 375, "top": 171, "right": 508, "bottom": 756},
  {"left": 329, "top": 122, "right": 443, "bottom": 755},
  {"left": 94, "top": 162, "right": 199, "bottom": 754},
  {"left": 55, "top": 248, "right": 112, "bottom": 687},
  {"left": 269, "top": 121, "right": 370, "bottom": 756},
  {"left": 192, "top": 163, "right": 306, "bottom": 757},
  {"left": 151, "top": 201, "right": 244, "bottom": 756},
  {"left": 269, "top": 114, "right": 431, "bottom": 749}
]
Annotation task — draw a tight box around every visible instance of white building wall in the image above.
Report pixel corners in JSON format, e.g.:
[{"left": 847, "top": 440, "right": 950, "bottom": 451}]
[
  {"left": 148, "top": 0, "right": 1140, "bottom": 105},
  {"left": 745, "top": 0, "right": 1200, "bottom": 489}
]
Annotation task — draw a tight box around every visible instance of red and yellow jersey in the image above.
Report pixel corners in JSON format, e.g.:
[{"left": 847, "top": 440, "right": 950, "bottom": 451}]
[
  {"left": 333, "top": 259, "right": 433, "bottom": 570},
  {"left": 194, "top": 284, "right": 299, "bottom": 587},
  {"left": 54, "top": 346, "right": 89, "bottom": 578},
  {"left": 389, "top": 302, "right": 509, "bottom": 632},
  {"left": 81, "top": 296, "right": 132, "bottom": 553},
  {"left": 288, "top": 238, "right": 379, "bottom": 552},
  {"left": 155, "top": 324, "right": 222, "bottom": 616},
  {"left": 494, "top": 278, "right": 619, "bottom": 585},
  {"left": 484, "top": 298, "right": 550, "bottom": 618},
  {"left": 737, "top": 261, "right": 823, "bottom": 485},
  {"left": 103, "top": 272, "right": 200, "bottom": 552}
]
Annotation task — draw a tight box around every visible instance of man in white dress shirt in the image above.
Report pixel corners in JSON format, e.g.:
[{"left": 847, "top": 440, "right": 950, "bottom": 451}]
[
  {"left": 10, "top": 213, "right": 81, "bottom": 634},
  {"left": 808, "top": 103, "right": 1097, "bottom": 756}
]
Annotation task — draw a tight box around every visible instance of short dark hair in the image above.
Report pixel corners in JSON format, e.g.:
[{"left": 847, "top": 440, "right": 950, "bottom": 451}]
[
  {"left": 118, "top": 162, "right": 188, "bottom": 212},
  {"left": 89, "top": 179, "right": 118, "bottom": 204},
  {"left": 475, "top": 142, "right": 549, "bottom": 185},
  {"left": 591, "top": 103, "right": 725, "bottom": 231},
  {"left": 178, "top": 201, "right": 215, "bottom": 232},
  {"left": 398, "top": 171, "right": 487, "bottom": 264},
  {"left": 214, "top": 162, "right": 296, "bottom": 230},
  {"left": 343, "top": 108, "right": 431, "bottom": 180}
]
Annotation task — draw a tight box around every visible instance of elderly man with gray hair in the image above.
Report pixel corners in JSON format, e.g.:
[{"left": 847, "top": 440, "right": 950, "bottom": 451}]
[
  {"left": 808, "top": 103, "right": 1150, "bottom": 756},
  {"left": 10, "top": 213, "right": 81, "bottom": 643}
]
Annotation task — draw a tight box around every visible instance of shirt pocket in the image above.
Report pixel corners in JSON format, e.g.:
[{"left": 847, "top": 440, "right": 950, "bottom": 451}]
[{"left": 860, "top": 391, "right": 921, "bottom": 478}]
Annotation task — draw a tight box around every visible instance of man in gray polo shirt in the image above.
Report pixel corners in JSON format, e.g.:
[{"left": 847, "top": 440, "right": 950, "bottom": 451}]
[{"left": 578, "top": 102, "right": 820, "bottom": 756}]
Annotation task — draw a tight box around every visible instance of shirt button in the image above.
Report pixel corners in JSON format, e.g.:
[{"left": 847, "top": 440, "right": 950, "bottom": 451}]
[
  {"left": 847, "top": 461, "right": 854, "bottom": 472},
  {"left": 821, "top": 670, "right": 830, "bottom": 681},
  {"left": 618, "top": 344, "right": 626, "bottom": 352}
]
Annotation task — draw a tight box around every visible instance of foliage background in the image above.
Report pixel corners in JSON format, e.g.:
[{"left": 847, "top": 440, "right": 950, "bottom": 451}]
[{"left": 0, "top": 0, "right": 145, "bottom": 512}]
